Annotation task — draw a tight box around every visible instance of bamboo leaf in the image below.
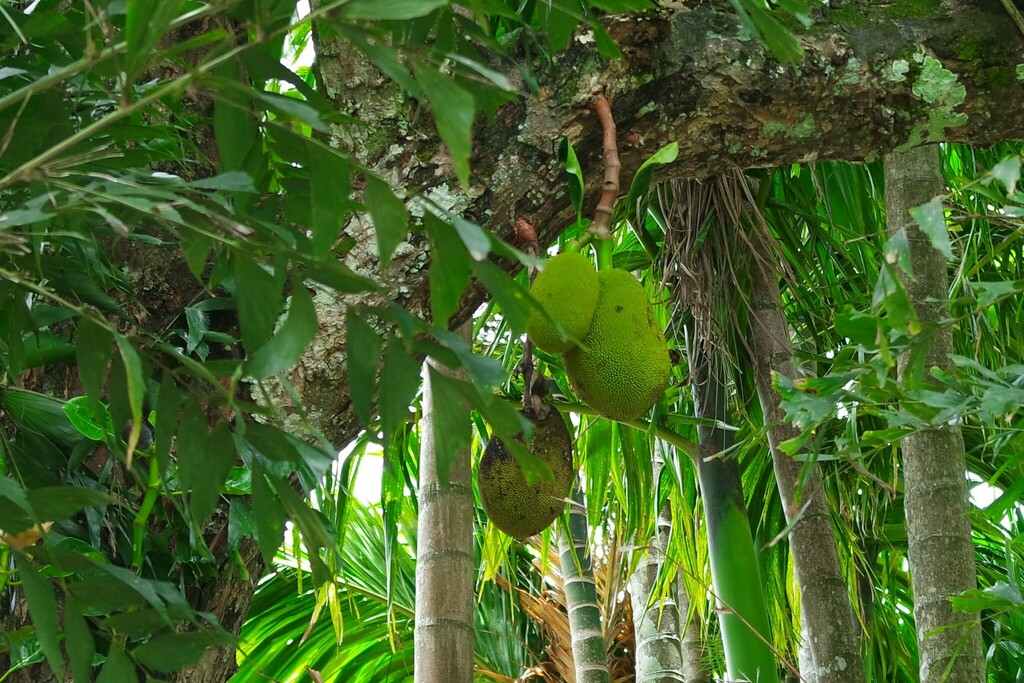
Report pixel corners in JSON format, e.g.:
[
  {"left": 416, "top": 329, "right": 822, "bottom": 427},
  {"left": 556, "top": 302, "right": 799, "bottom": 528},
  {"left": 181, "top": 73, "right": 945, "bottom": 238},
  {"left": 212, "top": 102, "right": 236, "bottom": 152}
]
[
  {"left": 412, "top": 62, "right": 476, "bottom": 186},
  {"left": 246, "top": 280, "right": 318, "bottom": 379},
  {"left": 365, "top": 174, "right": 409, "bottom": 271},
  {"left": 14, "top": 555, "right": 63, "bottom": 677},
  {"left": 347, "top": 315, "right": 383, "bottom": 427}
]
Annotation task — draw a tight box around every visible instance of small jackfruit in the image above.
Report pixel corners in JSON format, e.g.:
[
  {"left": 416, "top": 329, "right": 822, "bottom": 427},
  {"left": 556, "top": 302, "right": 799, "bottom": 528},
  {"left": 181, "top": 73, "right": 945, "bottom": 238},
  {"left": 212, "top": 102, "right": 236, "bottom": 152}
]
[
  {"left": 563, "top": 268, "right": 670, "bottom": 422},
  {"left": 478, "top": 408, "right": 575, "bottom": 539},
  {"left": 526, "top": 252, "right": 600, "bottom": 353}
]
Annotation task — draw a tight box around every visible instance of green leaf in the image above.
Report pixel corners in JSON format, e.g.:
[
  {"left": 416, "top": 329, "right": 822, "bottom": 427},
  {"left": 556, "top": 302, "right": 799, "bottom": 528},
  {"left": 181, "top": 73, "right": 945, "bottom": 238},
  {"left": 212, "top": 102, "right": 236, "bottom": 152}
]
[
  {"left": 379, "top": 340, "right": 422, "bottom": 449},
  {"left": 302, "top": 262, "right": 380, "bottom": 294},
  {"left": 412, "top": 62, "right": 476, "bottom": 187},
  {"left": 251, "top": 461, "right": 286, "bottom": 563},
  {"left": 75, "top": 317, "right": 112, "bottom": 419},
  {"left": 425, "top": 213, "right": 471, "bottom": 325},
  {"left": 986, "top": 156, "right": 1020, "bottom": 195},
  {"left": 190, "top": 171, "right": 256, "bottom": 192},
  {"left": 132, "top": 632, "right": 234, "bottom": 672},
  {"left": 909, "top": 197, "right": 952, "bottom": 260},
  {"left": 190, "top": 422, "right": 236, "bottom": 529},
  {"left": 626, "top": 142, "right": 678, "bottom": 210},
  {"left": 154, "top": 375, "right": 182, "bottom": 477},
  {"left": 246, "top": 280, "right": 317, "bottom": 379},
  {"left": 0, "top": 388, "right": 82, "bottom": 449},
  {"left": 64, "top": 596, "right": 95, "bottom": 683},
  {"left": 427, "top": 368, "right": 472, "bottom": 485},
  {"left": 95, "top": 638, "right": 138, "bottom": 683},
  {"left": 125, "top": 0, "right": 184, "bottom": 82},
  {"left": 559, "top": 138, "right": 586, "bottom": 221},
  {"left": 471, "top": 260, "right": 531, "bottom": 332},
  {"left": 339, "top": 0, "right": 449, "bottom": 19},
  {"left": 307, "top": 143, "right": 352, "bottom": 257},
  {"left": 365, "top": 174, "right": 409, "bottom": 270},
  {"left": 63, "top": 396, "right": 109, "bottom": 441},
  {"left": 347, "top": 315, "right": 382, "bottom": 428},
  {"left": 270, "top": 474, "right": 334, "bottom": 584},
  {"left": 834, "top": 308, "right": 878, "bottom": 347},
  {"left": 25, "top": 486, "right": 113, "bottom": 527},
  {"left": 235, "top": 257, "right": 283, "bottom": 352},
  {"left": 543, "top": 0, "right": 582, "bottom": 52},
  {"left": 14, "top": 555, "right": 63, "bottom": 677},
  {"left": 245, "top": 422, "right": 302, "bottom": 464},
  {"left": 115, "top": 336, "right": 147, "bottom": 457},
  {"left": 732, "top": 0, "right": 804, "bottom": 63},
  {"left": 452, "top": 216, "right": 491, "bottom": 261}
]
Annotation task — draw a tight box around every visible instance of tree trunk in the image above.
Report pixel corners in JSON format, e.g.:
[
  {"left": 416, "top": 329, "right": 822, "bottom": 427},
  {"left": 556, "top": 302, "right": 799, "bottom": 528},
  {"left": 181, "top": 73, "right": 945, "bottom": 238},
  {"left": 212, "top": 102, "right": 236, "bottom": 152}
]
[
  {"left": 676, "top": 559, "right": 711, "bottom": 683},
  {"left": 628, "top": 443, "right": 686, "bottom": 683},
  {"left": 560, "top": 486, "right": 610, "bottom": 683},
  {"left": 414, "top": 328, "right": 476, "bottom": 683},
  {"left": 686, "top": 327, "right": 779, "bottom": 683},
  {"left": 292, "top": 0, "right": 1024, "bottom": 450},
  {"left": 884, "top": 145, "right": 984, "bottom": 683},
  {"left": 748, "top": 248, "right": 865, "bottom": 683}
]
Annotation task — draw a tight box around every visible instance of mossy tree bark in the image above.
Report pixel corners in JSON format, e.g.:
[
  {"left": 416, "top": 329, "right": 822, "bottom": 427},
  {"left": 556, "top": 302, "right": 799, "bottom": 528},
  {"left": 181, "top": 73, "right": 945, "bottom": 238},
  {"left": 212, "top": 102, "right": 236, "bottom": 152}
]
[
  {"left": 414, "top": 329, "right": 476, "bottom": 683},
  {"left": 747, "top": 251, "right": 865, "bottom": 683},
  {"left": 559, "top": 486, "right": 610, "bottom": 683},
  {"left": 293, "top": 0, "right": 1024, "bottom": 450},
  {"left": 884, "top": 146, "right": 984, "bottom": 683}
]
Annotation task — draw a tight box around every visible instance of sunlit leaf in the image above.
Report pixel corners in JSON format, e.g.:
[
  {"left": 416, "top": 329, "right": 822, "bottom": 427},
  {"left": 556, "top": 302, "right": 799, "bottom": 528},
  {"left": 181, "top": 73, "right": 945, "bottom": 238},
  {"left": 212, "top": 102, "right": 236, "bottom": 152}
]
[{"left": 909, "top": 197, "right": 953, "bottom": 260}]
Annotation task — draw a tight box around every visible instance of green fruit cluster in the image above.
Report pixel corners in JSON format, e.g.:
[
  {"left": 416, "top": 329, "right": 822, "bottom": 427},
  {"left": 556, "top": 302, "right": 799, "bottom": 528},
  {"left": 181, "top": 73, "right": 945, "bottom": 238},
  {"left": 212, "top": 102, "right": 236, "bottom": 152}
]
[
  {"left": 563, "top": 269, "right": 670, "bottom": 422},
  {"left": 526, "top": 256, "right": 670, "bottom": 422},
  {"left": 526, "top": 252, "right": 600, "bottom": 353},
  {"left": 478, "top": 409, "right": 575, "bottom": 539}
]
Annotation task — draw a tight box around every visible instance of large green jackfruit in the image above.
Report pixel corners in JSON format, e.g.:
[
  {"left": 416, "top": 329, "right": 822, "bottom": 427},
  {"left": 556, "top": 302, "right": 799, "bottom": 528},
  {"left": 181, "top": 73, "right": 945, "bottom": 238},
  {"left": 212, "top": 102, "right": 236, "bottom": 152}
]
[
  {"left": 526, "top": 252, "right": 599, "bottom": 353},
  {"left": 478, "top": 409, "right": 574, "bottom": 539},
  {"left": 563, "top": 268, "right": 670, "bottom": 422}
]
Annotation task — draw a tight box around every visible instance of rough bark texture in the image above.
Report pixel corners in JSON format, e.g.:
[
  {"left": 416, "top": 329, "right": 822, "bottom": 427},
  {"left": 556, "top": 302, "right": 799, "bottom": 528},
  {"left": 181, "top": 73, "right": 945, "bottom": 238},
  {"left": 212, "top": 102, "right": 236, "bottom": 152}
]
[
  {"left": 884, "top": 145, "right": 984, "bottom": 683},
  {"left": 628, "top": 447, "right": 687, "bottom": 683},
  {"left": 560, "top": 487, "right": 610, "bottom": 683},
  {"left": 415, "top": 337, "right": 476, "bottom": 683},
  {"left": 288, "top": 0, "right": 1024, "bottom": 451},
  {"left": 748, "top": 254, "right": 865, "bottom": 683}
]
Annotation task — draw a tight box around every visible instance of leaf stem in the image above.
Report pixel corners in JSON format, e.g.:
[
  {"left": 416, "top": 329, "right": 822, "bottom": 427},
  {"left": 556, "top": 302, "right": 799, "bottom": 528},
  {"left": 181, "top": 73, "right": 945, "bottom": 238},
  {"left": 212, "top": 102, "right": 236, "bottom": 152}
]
[{"left": 132, "top": 457, "right": 162, "bottom": 572}]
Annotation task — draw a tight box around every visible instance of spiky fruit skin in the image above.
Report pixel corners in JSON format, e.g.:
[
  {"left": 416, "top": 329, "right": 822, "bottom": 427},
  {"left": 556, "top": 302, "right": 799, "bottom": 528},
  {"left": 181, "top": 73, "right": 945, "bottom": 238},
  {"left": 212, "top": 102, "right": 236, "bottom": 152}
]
[
  {"left": 563, "top": 269, "right": 670, "bottom": 422},
  {"left": 526, "top": 252, "right": 600, "bottom": 353},
  {"left": 478, "top": 409, "right": 574, "bottom": 539}
]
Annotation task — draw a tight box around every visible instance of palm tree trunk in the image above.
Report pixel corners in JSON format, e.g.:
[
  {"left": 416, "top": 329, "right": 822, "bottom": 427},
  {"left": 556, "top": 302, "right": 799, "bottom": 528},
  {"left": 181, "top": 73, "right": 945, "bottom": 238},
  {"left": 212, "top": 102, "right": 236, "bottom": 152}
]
[
  {"left": 676, "top": 561, "right": 711, "bottom": 683},
  {"left": 560, "top": 486, "right": 610, "bottom": 683},
  {"left": 883, "top": 145, "right": 984, "bottom": 683},
  {"left": 415, "top": 332, "right": 475, "bottom": 683},
  {"left": 747, "top": 252, "right": 865, "bottom": 683},
  {"left": 628, "top": 442, "right": 687, "bottom": 683},
  {"left": 686, "top": 326, "right": 779, "bottom": 683}
]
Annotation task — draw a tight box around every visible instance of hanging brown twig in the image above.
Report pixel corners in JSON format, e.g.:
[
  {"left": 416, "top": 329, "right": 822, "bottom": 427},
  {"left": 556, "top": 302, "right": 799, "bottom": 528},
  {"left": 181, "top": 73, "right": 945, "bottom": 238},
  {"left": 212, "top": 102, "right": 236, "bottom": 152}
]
[
  {"left": 516, "top": 216, "right": 544, "bottom": 417},
  {"left": 589, "top": 94, "right": 621, "bottom": 240}
]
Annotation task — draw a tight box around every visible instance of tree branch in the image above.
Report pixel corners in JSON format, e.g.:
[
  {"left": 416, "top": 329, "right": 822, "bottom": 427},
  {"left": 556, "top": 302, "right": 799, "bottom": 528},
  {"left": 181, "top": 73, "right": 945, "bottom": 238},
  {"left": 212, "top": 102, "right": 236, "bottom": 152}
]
[{"left": 289, "top": 0, "right": 1023, "bottom": 448}]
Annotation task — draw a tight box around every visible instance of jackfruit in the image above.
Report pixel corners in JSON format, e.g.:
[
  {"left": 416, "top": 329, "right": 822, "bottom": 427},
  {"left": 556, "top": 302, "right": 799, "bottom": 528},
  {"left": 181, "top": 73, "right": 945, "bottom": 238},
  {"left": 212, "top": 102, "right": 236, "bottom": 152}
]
[
  {"left": 478, "top": 408, "right": 575, "bottom": 539},
  {"left": 526, "top": 252, "right": 600, "bottom": 353},
  {"left": 563, "top": 268, "right": 670, "bottom": 422}
]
